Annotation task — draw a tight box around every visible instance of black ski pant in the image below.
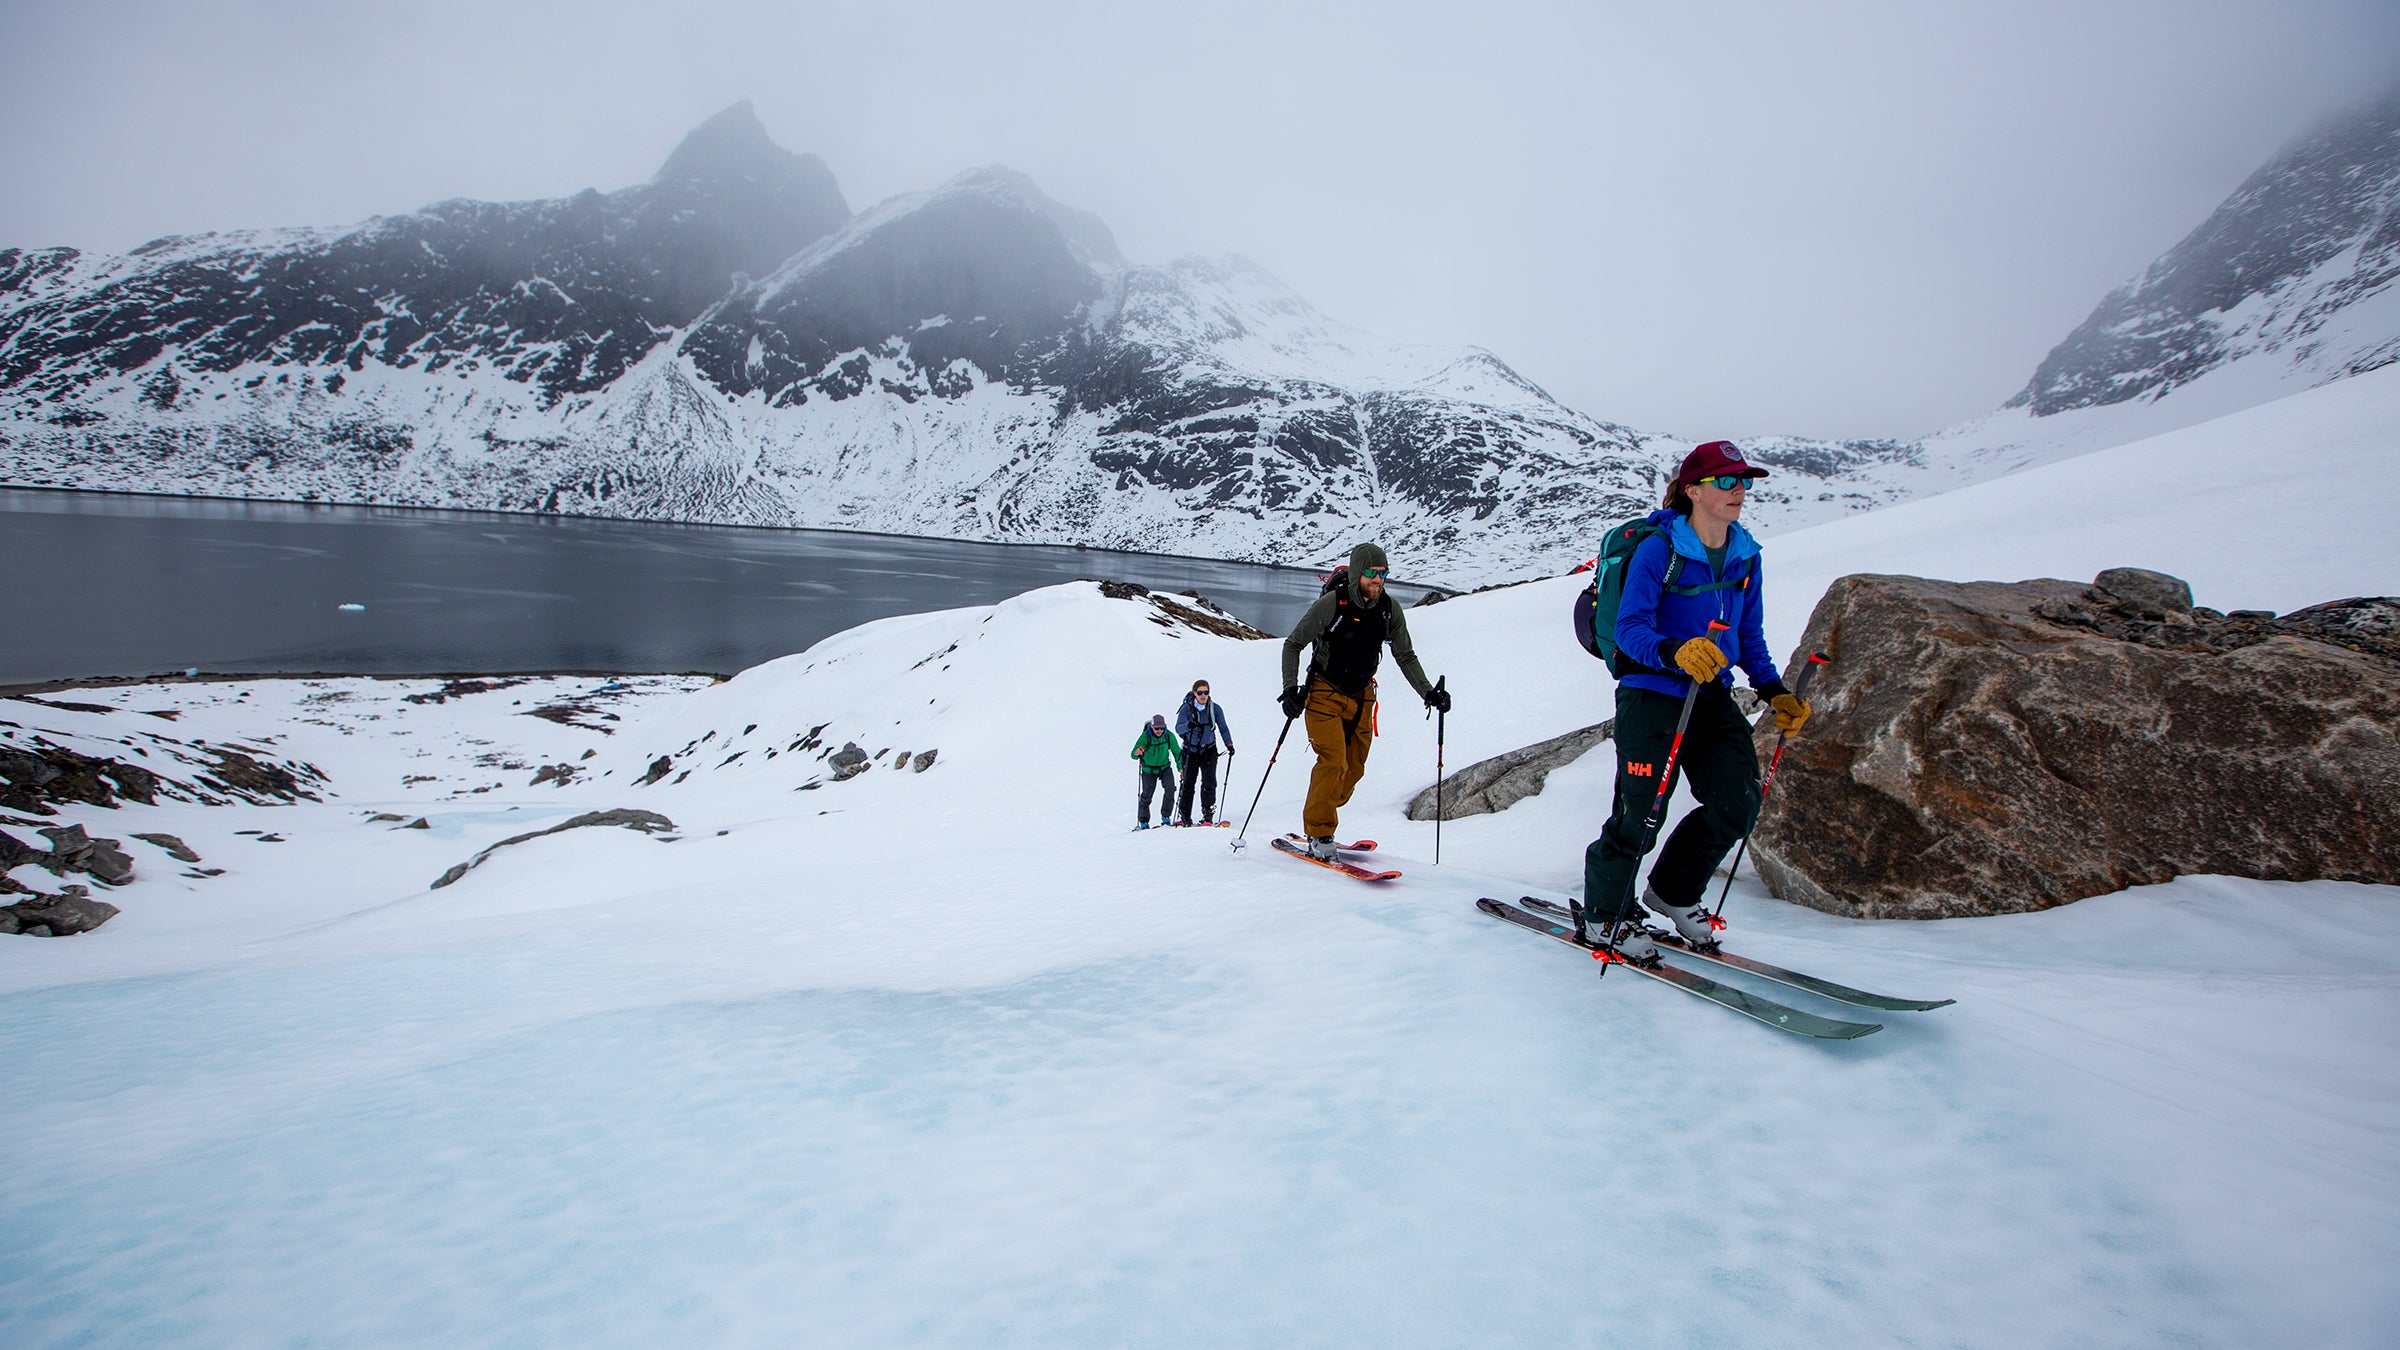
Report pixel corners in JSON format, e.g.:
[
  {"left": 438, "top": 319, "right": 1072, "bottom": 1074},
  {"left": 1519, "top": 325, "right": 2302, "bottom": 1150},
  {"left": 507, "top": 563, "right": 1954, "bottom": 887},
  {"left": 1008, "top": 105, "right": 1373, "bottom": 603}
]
[
  {"left": 1177, "top": 747, "right": 1220, "bottom": 823},
  {"left": 1583, "top": 682, "right": 1762, "bottom": 927},
  {"left": 1137, "top": 766, "right": 1176, "bottom": 825}
]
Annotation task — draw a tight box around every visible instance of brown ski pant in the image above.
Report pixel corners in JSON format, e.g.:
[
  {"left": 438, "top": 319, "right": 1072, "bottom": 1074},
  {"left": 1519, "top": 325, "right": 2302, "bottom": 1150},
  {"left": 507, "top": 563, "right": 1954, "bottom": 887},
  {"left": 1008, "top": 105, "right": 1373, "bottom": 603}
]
[{"left": 1301, "top": 679, "right": 1376, "bottom": 839}]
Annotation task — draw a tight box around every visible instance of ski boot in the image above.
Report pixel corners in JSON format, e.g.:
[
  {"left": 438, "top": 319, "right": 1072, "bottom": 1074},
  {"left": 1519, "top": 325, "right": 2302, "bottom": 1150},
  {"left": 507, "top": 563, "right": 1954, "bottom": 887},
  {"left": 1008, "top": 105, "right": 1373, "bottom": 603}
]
[
  {"left": 1643, "top": 886, "right": 1723, "bottom": 949},
  {"left": 1571, "top": 899, "right": 1659, "bottom": 964},
  {"left": 1305, "top": 836, "right": 1340, "bottom": 862},
  {"left": 1598, "top": 919, "right": 1660, "bottom": 964}
]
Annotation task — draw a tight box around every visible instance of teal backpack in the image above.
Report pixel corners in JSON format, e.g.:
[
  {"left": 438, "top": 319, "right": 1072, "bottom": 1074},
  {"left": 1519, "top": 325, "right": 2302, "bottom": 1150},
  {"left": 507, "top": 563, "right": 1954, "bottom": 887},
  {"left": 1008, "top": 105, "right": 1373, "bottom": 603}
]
[{"left": 1573, "top": 517, "right": 1753, "bottom": 671}]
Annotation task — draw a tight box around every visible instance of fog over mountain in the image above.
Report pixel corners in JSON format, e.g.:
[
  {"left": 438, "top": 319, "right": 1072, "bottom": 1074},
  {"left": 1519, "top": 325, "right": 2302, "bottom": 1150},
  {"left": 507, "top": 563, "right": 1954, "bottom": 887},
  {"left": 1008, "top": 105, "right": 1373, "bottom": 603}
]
[{"left": 4, "top": 93, "right": 2398, "bottom": 586}]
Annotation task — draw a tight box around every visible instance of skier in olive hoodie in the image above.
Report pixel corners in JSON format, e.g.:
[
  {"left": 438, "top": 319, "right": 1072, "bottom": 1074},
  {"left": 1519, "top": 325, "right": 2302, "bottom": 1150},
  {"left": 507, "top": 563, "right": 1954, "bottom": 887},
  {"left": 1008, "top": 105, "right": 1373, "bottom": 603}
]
[{"left": 1278, "top": 543, "right": 1451, "bottom": 859}]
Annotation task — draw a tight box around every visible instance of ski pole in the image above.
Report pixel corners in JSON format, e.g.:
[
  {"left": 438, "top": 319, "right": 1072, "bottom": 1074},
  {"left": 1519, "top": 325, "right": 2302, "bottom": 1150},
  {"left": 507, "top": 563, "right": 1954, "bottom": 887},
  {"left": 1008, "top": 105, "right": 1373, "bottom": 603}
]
[
  {"left": 1428, "top": 675, "right": 1447, "bottom": 865},
  {"left": 1220, "top": 748, "right": 1234, "bottom": 825},
  {"left": 1231, "top": 713, "right": 1296, "bottom": 854},
  {"left": 1712, "top": 652, "right": 1828, "bottom": 918}
]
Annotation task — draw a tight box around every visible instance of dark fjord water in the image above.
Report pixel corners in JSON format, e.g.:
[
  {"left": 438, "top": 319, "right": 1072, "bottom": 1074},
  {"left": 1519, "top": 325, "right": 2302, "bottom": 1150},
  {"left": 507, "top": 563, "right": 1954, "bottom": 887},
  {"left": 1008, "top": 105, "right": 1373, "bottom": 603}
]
[{"left": 4, "top": 490, "right": 1424, "bottom": 687}]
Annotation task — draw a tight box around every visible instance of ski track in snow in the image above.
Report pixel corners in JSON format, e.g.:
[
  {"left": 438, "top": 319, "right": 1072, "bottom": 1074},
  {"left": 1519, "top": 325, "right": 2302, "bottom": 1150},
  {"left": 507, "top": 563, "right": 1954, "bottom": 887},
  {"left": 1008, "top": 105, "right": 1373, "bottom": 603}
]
[{"left": 3, "top": 376, "right": 2398, "bottom": 1347}]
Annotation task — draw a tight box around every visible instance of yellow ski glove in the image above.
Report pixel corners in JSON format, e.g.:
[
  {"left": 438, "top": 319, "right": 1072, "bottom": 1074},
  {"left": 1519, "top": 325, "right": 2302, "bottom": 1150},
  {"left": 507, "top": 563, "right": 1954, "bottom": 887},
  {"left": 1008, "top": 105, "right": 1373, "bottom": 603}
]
[
  {"left": 1672, "top": 637, "right": 1728, "bottom": 684},
  {"left": 1769, "top": 693, "right": 1811, "bottom": 733}
]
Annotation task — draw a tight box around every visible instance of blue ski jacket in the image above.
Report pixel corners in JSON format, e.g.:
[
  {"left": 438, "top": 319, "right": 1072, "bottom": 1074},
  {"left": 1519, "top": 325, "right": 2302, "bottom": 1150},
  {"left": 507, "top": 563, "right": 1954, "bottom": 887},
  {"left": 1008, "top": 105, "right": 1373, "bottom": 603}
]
[
  {"left": 1174, "top": 693, "right": 1233, "bottom": 753},
  {"left": 1612, "top": 509, "right": 1783, "bottom": 699}
]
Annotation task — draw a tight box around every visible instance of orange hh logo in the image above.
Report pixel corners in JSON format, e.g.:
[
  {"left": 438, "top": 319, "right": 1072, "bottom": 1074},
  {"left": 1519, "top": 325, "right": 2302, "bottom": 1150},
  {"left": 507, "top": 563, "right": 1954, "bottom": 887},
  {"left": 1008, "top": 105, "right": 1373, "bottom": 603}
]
[{"left": 1627, "top": 761, "right": 1655, "bottom": 778}]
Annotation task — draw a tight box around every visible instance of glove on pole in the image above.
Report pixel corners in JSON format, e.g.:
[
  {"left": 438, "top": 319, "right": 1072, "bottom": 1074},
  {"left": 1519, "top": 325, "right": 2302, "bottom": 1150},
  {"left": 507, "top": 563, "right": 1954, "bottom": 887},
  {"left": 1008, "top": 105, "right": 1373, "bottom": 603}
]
[
  {"left": 1712, "top": 652, "right": 1829, "bottom": 918},
  {"left": 1231, "top": 712, "right": 1297, "bottom": 854}
]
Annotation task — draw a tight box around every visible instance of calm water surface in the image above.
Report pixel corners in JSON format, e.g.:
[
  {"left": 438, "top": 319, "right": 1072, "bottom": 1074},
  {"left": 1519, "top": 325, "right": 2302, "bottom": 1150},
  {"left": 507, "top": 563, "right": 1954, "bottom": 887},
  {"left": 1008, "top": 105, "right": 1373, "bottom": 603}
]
[{"left": 3, "top": 490, "right": 1422, "bottom": 686}]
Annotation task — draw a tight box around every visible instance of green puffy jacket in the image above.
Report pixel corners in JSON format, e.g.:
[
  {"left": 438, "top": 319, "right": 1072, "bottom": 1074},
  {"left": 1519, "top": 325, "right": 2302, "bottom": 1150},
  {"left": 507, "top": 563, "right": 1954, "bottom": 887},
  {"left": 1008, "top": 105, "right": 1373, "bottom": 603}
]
[{"left": 1131, "top": 727, "right": 1183, "bottom": 771}]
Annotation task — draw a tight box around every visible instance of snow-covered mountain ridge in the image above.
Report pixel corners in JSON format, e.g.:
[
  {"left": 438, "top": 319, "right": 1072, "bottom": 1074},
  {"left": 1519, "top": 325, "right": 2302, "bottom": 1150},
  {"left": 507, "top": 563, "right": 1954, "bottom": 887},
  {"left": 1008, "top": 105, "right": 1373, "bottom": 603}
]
[
  {"left": 1914, "top": 85, "right": 2400, "bottom": 481},
  {"left": 8, "top": 92, "right": 2400, "bottom": 586},
  {"left": 0, "top": 105, "right": 1920, "bottom": 588}
]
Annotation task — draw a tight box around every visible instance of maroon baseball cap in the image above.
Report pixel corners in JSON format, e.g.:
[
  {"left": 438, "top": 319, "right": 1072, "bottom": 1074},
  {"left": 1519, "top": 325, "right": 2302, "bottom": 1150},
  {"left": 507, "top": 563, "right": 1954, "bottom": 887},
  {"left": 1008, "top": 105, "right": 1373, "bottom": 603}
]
[{"left": 1676, "top": 440, "right": 1769, "bottom": 487}]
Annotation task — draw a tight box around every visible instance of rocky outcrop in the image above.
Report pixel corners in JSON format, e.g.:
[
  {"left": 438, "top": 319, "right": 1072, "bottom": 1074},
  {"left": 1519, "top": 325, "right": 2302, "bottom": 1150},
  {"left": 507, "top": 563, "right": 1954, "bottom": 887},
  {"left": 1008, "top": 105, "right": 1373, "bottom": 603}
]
[
  {"left": 36, "top": 824, "right": 134, "bottom": 885},
  {"left": 0, "top": 886, "right": 119, "bottom": 936},
  {"left": 0, "top": 729, "right": 322, "bottom": 813},
  {"left": 1404, "top": 691, "right": 1757, "bottom": 821},
  {"left": 0, "top": 824, "right": 136, "bottom": 891},
  {"left": 429, "top": 808, "right": 677, "bottom": 889},
  {"left": 1406, "top": 721, "right": 1613, "bottom": 821},
  {"left": 1749, "top": 570, "right": 2400, "bottom": 918}
]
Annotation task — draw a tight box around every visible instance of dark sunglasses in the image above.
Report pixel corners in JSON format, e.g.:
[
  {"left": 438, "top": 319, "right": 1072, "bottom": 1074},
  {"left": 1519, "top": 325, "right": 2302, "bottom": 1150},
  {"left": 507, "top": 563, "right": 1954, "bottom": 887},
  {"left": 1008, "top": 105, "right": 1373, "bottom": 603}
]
[
  {"left": 1360, "top": 567, "right": 1390, "bottom": 579},
  {"left": 1692, "top": 474, "right": 1752, "bottom": 491},
  {"left": 1194, "top": 689, "right": 1210, "bottom": 697}
]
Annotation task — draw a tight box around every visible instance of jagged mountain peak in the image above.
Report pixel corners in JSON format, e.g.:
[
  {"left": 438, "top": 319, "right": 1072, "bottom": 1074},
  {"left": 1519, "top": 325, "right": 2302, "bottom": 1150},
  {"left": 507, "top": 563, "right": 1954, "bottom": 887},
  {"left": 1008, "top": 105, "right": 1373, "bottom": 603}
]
[
  {"left": 653, "top": 101, "right": 839, "bottom": 202},
  {"left": 2012, "top": 81, "right": 2400, "bottom": 417}
]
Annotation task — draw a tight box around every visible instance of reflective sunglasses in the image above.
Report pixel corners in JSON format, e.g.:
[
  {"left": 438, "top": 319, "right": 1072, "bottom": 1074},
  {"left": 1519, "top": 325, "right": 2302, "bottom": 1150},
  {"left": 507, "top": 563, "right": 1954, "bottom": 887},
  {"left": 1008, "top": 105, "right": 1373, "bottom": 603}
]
[
  {"left": 1194, "top": 689, "right": 1210, "bottom": 698},
  {"left": 1360, "top": 567, "right": 1390, "bottom": 580},
  {"left": 1692, "top": 474, "right": 1752, "bottom": 491}
]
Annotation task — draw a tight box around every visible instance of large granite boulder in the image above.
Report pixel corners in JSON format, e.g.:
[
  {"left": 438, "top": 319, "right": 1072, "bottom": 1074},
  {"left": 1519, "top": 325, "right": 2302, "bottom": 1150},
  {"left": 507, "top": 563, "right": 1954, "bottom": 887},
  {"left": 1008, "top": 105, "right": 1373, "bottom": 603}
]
[{"left": 1749, "top": 571, "right": 2400, "bottom": 918}]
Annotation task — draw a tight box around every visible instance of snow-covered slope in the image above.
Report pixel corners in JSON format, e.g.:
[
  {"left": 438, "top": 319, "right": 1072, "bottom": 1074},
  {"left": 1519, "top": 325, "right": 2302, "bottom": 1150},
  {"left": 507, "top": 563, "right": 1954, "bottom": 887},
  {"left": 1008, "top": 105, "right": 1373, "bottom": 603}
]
[{"left": 5, "top": 363, "right": 2397, "bottom": 1345}]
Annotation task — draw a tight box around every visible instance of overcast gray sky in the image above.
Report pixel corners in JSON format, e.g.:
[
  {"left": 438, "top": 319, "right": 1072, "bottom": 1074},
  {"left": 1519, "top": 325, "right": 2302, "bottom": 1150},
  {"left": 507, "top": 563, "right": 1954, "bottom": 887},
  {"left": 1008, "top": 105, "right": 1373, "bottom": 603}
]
[{"left": 4, "top": 0, "right": 2395, "bottom": 439}]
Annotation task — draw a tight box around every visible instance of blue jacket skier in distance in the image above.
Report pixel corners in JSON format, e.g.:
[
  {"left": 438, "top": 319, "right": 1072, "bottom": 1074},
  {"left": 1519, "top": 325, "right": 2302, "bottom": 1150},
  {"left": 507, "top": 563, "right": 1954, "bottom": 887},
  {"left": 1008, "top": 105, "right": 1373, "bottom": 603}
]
[
  {"left": 1584, "top": 441, "right": 1813, "bottom": 964},
  {"left": 1172, "top": 680, "right": 1235, "bottom": 826}
]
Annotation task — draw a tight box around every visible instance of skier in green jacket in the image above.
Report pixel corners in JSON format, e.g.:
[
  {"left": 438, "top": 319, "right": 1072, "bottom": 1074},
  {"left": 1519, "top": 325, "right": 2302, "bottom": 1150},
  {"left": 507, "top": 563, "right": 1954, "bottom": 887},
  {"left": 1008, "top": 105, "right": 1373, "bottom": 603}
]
[{"left": 1130, "top": 714, "right": 1183, "bottom": 831}]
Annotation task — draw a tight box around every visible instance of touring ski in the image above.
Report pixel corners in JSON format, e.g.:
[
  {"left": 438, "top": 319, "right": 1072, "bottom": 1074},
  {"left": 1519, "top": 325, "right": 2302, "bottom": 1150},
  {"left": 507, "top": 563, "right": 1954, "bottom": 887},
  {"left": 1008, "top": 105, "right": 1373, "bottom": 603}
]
[
  {"left": 1515, "top": 896, "right": 1953, "bottom": 1012},
  {"left": 1271, "top": 837, "right": 1401, "bottom": 881},
  {"left": 1475, "top": 898, "right": 1881, "bottom": 1039}
]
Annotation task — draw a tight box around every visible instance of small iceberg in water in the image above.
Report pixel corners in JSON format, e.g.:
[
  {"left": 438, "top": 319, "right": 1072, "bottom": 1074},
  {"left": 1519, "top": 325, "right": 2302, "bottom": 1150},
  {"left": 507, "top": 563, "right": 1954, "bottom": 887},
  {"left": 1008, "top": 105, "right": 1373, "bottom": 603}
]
[{"left": 338, "top": 603, "right": 367, "bottom": 612}]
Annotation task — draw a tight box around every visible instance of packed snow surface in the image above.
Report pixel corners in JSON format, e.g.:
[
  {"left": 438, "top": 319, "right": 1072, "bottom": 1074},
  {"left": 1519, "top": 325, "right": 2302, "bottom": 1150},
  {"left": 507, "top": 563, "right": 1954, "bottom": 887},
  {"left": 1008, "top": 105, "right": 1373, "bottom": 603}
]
[{"left": 3, "top": 371, "right": 2397, "bottom": 1347}]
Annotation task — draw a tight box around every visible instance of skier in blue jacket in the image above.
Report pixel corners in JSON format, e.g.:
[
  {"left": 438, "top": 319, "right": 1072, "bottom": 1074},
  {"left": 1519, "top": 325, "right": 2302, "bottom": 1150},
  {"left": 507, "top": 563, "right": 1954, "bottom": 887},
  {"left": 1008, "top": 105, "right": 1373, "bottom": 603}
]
[
  {"left": 1172, "top": 679, "right": 1235, "bottom": 825},
  {"left": 1583, "top": 441, "right": 1813, "bottom": 962}
]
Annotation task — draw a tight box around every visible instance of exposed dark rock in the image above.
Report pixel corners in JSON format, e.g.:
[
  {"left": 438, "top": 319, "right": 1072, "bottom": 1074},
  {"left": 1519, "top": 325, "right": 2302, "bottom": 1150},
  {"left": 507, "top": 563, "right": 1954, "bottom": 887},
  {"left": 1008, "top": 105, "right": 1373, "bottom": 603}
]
[
  {"left": 529, "top": 763, "right": 580, "bottom": 787},
  {"left": 1404, "top": 692, "right": 1756, "bottom": 821},
  {"left": 430, "top": 807, "right": 677, "bottom": 889},
  {"left": 911, "top": 749, "right": 938, "bottom": 773},
  {"left": 1092, "top": 580, "right": 1275, "bottom": 640},
  {"left": 0, "top": 827, "right": 46, "bottom": 871},
  {"left": 10, "top": 695, "right": 119, "bottom": 714},
  {"left": 404, "top": 678, "right": 529, "bottom": 705},
  {"left": 194, "top": 744, "right": 312, "bottom": 802},
  {"left": 131, "top": 832, "right": 201, "bottom": 862},
  {"left": 639, "top": 755, "right": 674, "bottom": 785},
  {"left": 2093, "top": 567, "right": 2194, "bottom": 616},
  {"left": 1409, "top": 722, "right": 1613, "bottom": 821},
  {"left": 0, "top": 747, "right": 63, "bottom": 793},
  {"left": 1750, "top": 571, "right": 2400, "bottom": 918},
  {"left": 36, "top": 824, "right": 135, "bottom": 884},
  {"left": 1, "top": 889, "right": 120, "bottom": 936},
  {"left": 828, "top": 743, "right": 871, "bottom": 780}
]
